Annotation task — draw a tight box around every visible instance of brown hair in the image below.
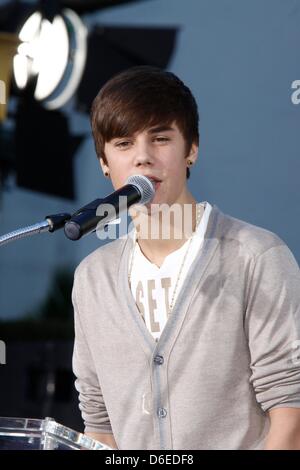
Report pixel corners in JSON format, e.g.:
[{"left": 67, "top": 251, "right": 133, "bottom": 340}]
[{"left": 90, "top": 66, "right": 199, "bottom": 178}]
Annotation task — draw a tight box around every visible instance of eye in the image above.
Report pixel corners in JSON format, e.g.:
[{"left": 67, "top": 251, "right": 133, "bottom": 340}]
[
  {"left": 154, "top": 136, "right": 170, "bottom": 143},
  {"left": 115, "top": 140, "right": 131, "bottom": 149}
]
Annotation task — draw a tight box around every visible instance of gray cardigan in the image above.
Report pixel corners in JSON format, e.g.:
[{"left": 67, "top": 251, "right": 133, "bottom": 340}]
[{"left": 72, "top": 204, "right": 300, "bottom": 449}]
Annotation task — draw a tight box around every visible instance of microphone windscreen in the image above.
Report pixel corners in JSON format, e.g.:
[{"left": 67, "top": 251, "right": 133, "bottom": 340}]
[{"left": 125, "top": 175, "right": 155, "bottom": 205}]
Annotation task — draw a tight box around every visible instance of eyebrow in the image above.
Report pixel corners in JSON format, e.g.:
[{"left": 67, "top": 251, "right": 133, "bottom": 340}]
[{"left": 147, "top": 125, "right": 175, "bottom": 134}]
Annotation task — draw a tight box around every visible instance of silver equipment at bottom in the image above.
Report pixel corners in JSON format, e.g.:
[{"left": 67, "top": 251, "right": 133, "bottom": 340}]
[{"left": 0, "top": 417, "right": 112, "bottom": 450}]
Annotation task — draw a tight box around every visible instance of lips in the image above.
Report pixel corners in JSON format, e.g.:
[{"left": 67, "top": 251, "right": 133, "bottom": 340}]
[
  {"left": 146, "top": 176, "right": 162, "bottom": 191},
  {"left": 145, "top": 175, "right": 162, "bottom": 183}
]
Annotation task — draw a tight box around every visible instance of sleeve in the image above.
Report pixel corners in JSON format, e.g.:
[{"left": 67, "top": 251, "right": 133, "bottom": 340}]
[
  {"left": 72, "top": 272, "right": 113, "bottom": 434},
  {"left": 244, "top": 243, "right": 300, "bottom": 412}
]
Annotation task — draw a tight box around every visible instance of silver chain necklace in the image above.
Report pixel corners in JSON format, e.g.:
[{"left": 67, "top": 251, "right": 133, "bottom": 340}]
[{"left": 128, "top": 203, "right": 203, "bottom": 314}]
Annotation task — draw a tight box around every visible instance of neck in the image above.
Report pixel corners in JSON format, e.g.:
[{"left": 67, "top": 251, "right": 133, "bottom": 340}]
[{"left": 130, "top": 192, "right": 203, "bottom": 267}]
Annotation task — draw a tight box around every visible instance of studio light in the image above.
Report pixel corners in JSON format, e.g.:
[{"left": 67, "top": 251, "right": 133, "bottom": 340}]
[{"left": 13, "top": 8, "right": 87, "bottom": 110}]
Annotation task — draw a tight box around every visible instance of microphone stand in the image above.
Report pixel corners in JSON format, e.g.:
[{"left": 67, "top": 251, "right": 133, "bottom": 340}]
[{"left": 0, "top": 213, "right": 71, "bottom": 248}]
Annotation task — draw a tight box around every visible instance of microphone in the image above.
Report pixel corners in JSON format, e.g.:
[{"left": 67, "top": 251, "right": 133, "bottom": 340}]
[{"left": 64, "top": 175, "right": 155, "bottom": 241}]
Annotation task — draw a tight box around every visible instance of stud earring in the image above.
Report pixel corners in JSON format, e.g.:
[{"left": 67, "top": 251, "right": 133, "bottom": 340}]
[
  {"left": 104, "top": 171, "right": 110, "bottom": 177},
  {"left": 187, "top": 160, "right": 193, "bottom": 166}
]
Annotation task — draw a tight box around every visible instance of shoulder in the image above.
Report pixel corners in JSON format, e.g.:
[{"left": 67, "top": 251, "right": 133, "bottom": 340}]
[
  {"left": 213, "top": 205, "right": 288, "bottom": 259},
  {"left": 211, "top": 207, "right": 299, "bottom": 288}
]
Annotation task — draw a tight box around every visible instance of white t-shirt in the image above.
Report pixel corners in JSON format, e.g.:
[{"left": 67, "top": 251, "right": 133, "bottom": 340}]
[{"left": 129, "top": 202, "right": 212, "bottom": 340}]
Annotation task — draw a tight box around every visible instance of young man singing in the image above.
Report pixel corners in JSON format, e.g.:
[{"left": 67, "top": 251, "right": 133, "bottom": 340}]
[{"left": 72, "top": 66, "right": 300, "bottom": 450}]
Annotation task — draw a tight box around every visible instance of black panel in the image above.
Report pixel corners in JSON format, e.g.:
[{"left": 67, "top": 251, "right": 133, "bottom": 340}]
[
  {"left": 15, "top": 96, "right": 83, "bottom": 200},
  {"left": 76, "top": 25, "right": 178, "bottom": 113}
]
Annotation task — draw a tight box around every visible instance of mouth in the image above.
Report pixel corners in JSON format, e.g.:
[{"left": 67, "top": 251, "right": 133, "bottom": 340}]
[
  {"left": 144, "top": 175, "right": 161, "bottom": 182},
  {"left": 145, "top": 176, "right": 162, "bottom": 189}
]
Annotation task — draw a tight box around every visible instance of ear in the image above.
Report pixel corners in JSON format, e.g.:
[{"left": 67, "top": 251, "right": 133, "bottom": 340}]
[
  {"left": 186, "top": 142, "right": 198, "bottom": 165},
  {"left": 99, "top": 158, "right": 110, "bottom": 177}
]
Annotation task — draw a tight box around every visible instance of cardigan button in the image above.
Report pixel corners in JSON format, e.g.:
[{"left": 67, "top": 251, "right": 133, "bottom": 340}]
[
  {"left": 157, "top": 407, "right": 167, "bottom": 419},
  {"left": 154, "top": 355, "right": 164, "bottom": 365}
]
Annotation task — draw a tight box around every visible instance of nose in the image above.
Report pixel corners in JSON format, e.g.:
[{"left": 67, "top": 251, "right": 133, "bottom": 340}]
[{"left": 133, "top": 141, "right": 154, "bottom": 168}]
